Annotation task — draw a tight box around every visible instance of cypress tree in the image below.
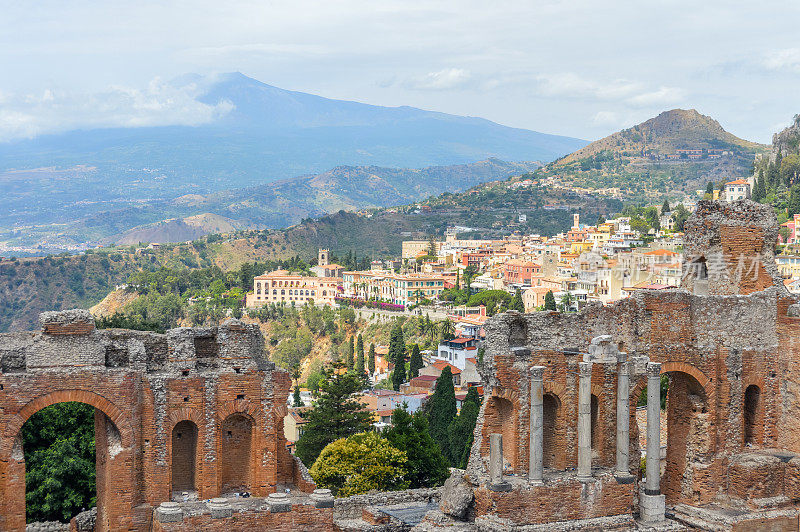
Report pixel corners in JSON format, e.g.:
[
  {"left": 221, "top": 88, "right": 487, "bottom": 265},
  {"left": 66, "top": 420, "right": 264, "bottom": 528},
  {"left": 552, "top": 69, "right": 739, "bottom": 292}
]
[
  {"left": 344, "top": 335, "right": 354, "bottom": 368},
  {"left": 705, "top": 181, "right": 714, "bottom": 195},
  {"left": 544, "top": 290, "right": 556, "bottom": 311},
  {"left": 425, "top": 366, "right": 457, "bottom": 462},
  {"left": 408, "top": 344, "right": 423, "bottom": 379},
  {"left": 368, "top": 343, "right": 376, "bottom": 374},
  {"left": 355, "top": 334, "right": 365, "bottom": 375},
  {"left": 388, "top": 320, "right": 405, "bottom": 365},
  {"left": 661, "top": 199, "right": 670, "bottom": 213},
  {"left": 448, "top": 387, "right": 481, "bottom": 467},
  {"left": 392, "top": 351, "right": 406, "bottom": 391},
  {"left": 293, "top": 385, "right": 303, "bottom": 407},
  {"left": 510, "top": 288, "right": 524, "bottom": 312}
]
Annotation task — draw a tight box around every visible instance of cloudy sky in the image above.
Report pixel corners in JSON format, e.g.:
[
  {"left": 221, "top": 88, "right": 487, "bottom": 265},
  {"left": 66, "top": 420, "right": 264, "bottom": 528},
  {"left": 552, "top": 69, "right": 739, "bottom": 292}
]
[{"left": 1, "top": 0, "right": 799, "bottom": 143}]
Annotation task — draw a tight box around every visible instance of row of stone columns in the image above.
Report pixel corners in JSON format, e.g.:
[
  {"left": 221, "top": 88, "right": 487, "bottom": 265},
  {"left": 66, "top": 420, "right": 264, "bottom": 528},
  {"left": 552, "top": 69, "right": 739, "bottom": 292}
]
[{"left": 493, "top": 357, "right": 664, "bottom": 521}]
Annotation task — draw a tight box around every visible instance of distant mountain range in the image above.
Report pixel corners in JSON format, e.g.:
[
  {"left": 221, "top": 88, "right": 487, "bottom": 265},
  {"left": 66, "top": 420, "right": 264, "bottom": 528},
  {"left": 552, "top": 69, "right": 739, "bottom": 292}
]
[
  {"left": 0, "top": 158, "right": 541, "bottom": 251},
  {"left": 0, "top": 72, "right": 585, "bottom": 252}
]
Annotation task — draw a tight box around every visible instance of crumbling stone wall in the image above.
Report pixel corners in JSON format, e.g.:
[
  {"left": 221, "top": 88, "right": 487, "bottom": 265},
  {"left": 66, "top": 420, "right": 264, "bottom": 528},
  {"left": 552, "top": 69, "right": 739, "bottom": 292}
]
[
  {"left": 0, "top": 311, "right": 297, "bottom": 531},
  {"left": 441, "top": 200, "right": 800, "bottom": 529}
]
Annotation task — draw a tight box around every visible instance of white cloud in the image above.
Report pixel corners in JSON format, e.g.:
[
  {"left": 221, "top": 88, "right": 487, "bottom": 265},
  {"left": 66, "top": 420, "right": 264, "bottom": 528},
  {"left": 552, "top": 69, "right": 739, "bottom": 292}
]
[
  {"left": 592, "top": 111, "right": 620, "bottom": 127},
  {"left": 402, "top": 68, "right": 473, "bottom": 91},
  {"left": 535, "top": 73, "right": 643, "bottom": 100},
  {"left": 627, "top": 86, "right": 686, "bottom": 107},
  {"left": 762, "top": 48, "right": 800, "bottom": 72},
  {"left": 0, "top": 78, "right": 233, "bottom": 142}
]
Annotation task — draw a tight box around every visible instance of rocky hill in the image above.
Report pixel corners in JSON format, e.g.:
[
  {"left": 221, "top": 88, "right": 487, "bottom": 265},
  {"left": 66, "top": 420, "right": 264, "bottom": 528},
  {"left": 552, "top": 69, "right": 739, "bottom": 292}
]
[
  {"left": 536, "top": 109, "right": 768, "bottom": 201},
  {"left": 113, "top": 213, "right": 244, "bottom": 245},
  {"left": 558, "top": 109, "right": 763, "bottom": 164},
  {"left": 772, "top": 115, "right": 800, "bottom": 157}
]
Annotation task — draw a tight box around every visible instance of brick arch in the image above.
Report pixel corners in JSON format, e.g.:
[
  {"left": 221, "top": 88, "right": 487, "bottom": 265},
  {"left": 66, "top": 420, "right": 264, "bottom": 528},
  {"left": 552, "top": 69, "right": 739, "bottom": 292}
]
[
  {"left": 1, "top": 389, "right": 133, "bottom": 455},
  {"left": 543, "top": 381, "right": 565, "bottom": 398},
  {"left": 168, "top": 407, "right": 203, "bottom": 428},
  {"left": 217, "top": 398, "right": 257, "bottom": 423},
  {"left": 659, "top": 361, "right": 711, "bottom": 391},
  {"left": 490, "top": 386, "right": 519, "bottom": 403}
]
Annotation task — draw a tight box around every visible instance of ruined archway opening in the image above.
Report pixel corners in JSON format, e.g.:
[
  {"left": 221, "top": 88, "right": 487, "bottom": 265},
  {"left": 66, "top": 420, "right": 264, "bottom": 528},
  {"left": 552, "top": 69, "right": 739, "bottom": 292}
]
[
  {"left": 220, "top": 413, "right": 254, "bottom": 494},
  {"left": 171, "top": 420, "right": 198, "bottom": 497},
  {"left": 542, "top": 393, "right": 562, "bottom": 470},
  {"left": 20, "top": 402, "right": 97, "bottom": 524},
  {"left": 744, "top": 384, "right": 762, "bottom": 446},
  {"left": 483, "top": 396, "right": 518, "bottom": 472},
  {"left": 661, "top": 371, "right": 710, "bottom": 506}
]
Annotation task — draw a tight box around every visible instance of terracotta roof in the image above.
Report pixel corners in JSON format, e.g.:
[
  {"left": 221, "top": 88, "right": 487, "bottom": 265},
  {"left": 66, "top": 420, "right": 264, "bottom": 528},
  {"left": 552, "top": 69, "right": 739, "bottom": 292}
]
[
  {"left": 643, "top": 249, "right": 678, "bottom": 256},
  {"left": 725, "top": 179, "right": 749, "bottom": 185},
  {"left": 446, "top": 337, "right": 475, "bottom": 345},
  {"left": 377, "top": 409, "right": 394, "bottom": 417},
  {"left": 431, "top": 360, "right": 462, "bottom": 374}
]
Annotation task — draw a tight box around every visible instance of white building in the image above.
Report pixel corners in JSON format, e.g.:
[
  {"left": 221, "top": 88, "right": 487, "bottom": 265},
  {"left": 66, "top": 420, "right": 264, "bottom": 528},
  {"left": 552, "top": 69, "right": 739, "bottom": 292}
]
[
  {"left": 434, "top": 337, "right": 478, "bottom": 370},
  {"left": 724, "top": 179, "right": 751, "bottom": 202}
]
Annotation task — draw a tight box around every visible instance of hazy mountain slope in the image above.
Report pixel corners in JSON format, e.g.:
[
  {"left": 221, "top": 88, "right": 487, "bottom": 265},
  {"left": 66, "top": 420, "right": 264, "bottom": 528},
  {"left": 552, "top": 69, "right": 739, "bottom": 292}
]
[
  {"left": 2, "top": 158, "right": 540, "bottom": 251},
  {"left": 0, "top": 73, "right": 585, "bottom": 228}
]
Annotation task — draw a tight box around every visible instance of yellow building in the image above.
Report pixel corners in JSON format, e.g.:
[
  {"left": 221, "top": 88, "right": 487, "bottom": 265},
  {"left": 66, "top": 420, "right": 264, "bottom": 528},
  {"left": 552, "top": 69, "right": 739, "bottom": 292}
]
[{"left": 246, "top": 270, "right": 339, "bottom": 307}]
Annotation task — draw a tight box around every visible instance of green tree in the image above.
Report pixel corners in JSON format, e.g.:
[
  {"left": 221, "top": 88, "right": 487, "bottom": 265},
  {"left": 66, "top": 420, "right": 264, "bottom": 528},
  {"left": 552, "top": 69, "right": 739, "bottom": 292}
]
[
  {"left": 559, "top": 291, "right": 576, "bottom": 312},
  {"left": 392, "top": 352, "right": 407, "bottom": 391},
  {"left": 388, "top": 320, "right": 405, "bottom": 365},
  {"left": 544, "top": 290, "right": 557, "bottom": 311},
  {"left": 295, "top": 361, "right": 373, "bottom": 466},
  {"left": 447, "top": 387, "right": 481, "bottom": 467},
  {"left": 661, "top": 199, "right": 670, "bottom": 213},
  {"left": 384, "top": 406, "right": 449, "bottom": 488},
  {"left": 705, "top": 181, "right": 714, "bottom": 195},
  {"left": 425, "top": 366, "right": 457, "bottom": 463},
  {"left": 408, "top": 344, "right": 423, "bottom": 379},
  {"left": 790, "top": 184, "right": 800, "bottom": 217},
  {"left": 309, "top": 432, "right": 408, "bottom": 497},
  {"left": 344, "top": 335, "right": 354, "bottom": 368},
  {"left": 22, "top": 403, "right": 96, "bottom": 523},
  {"left": 293, "top": 385, "right": 303, "bottom": 407},
  {"left": 368, "top": 343, "right": 376, "bottom": 374},
  {"left": 510, "top": 288, "right": 524, "bottom": 312}
]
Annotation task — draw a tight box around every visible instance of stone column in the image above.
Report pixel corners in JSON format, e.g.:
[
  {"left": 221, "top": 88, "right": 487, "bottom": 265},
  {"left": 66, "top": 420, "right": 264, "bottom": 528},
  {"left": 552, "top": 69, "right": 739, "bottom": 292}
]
[
  {"left": 577, "top": 361, "right": 592, "bottom": 480},
  {"left": 529, "top": 366, "right": 545, "bottom": 484},
  {"left": 615, "top": 353, "right": 633, "bottom": 482},
  {"left": 489, "top": 433, "right": 510, "bottom": 491},
  {"left": 640, "top": 361, "right": 665, "bottom": 523}
]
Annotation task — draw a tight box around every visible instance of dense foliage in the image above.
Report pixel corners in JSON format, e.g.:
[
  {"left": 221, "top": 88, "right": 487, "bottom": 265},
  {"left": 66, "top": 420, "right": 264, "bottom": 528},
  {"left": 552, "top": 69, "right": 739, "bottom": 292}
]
[
  {"left": 384, "top": 406, "right": 450, "bottom": 488},
  {"left": 22, "top": 403, "right": 96, "bottom": 523},
  {"left": 308, "top": 431, "right": 408, "bottom": 497}
]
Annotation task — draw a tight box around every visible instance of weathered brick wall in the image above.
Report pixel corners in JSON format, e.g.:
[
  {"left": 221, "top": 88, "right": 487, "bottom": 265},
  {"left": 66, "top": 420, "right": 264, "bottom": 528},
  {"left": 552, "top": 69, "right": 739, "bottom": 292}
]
[
  {"left": 0, "top": 312, "right": 297, "bottom": 532},
  {"left": 151, "top": 504, "right": 335, "bottom": 532}
]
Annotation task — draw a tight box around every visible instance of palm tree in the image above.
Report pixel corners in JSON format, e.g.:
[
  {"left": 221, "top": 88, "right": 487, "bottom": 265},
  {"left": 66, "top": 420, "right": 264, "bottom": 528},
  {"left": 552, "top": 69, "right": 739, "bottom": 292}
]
[
  {"left": 438, "top": 318, "right": 455, "bottom": 339},
  {"left": 559, "top": 292, "right": 575, "bottom": 312}
]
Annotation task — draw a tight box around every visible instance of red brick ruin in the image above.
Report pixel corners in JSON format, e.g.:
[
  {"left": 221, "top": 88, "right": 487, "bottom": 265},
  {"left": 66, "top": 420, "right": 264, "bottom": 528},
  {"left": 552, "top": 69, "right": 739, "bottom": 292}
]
[{"left": 3, "top": 199, "right": 800, "bottom": 531}]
